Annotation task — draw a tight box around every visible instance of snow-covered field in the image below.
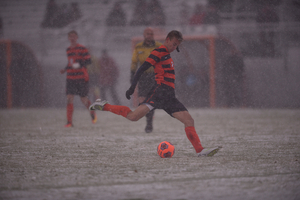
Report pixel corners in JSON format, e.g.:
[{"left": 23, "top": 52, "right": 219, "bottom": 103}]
[{"left": 0, "top": 108, "right": 300, "bottom": 200}]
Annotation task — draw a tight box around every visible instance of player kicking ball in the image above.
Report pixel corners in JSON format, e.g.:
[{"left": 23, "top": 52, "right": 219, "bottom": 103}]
[{"left": 90, "top": 30, "right": 220, "bottom": 157}]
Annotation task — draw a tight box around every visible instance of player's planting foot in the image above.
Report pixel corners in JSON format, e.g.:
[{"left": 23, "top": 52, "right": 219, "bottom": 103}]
[
  {"left": 91, "top": 112, "right": 97, "bottom": 124},
  {"left": 145, "top": 124, "right": 153, "bottom": 133},
  {"left": 145, "top": 110, "right": 154, "bottom": 133},
  {"left": 64, "top": 122, "right": 73, "bottom": 128},
  {"left": 89, "top": 99, "right": 108, "bottom": 111},
  {"left": 197, "top": 147, "right": 220, "bottom": 157}
]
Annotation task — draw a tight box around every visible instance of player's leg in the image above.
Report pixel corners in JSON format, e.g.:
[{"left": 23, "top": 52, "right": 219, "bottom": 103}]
[
  {"left": 145, "top": 109, "right": 154, "bottom": 133},
  {"left": 172, "top": 110, "right": 204, "bottom": 153},
  {"left": 138, "top": 96, "right": 155, "bottom": 133},
  {"left": 90, "top": 99, "right": 150, "bottom": 121},
  {"left": 80, "top": 96, "right": 97, "bottom": 124},
  {"left": 65, "top": 79, "right": 76, "bottom": 127},
  {"left": 90, "top": 82, "right": 153, "bottom": 122},
  {"left": 126, "top": 104, "right": 150, "bottom": 121},
  {"left": 79, "top": 80, "right": 97, "bottom": 124},
  {"left": 65, "top": 94, "right": 74, "bottom": 127},
  {"left": 138, "top": 73, "right": 156, "bottom": 133},
  {"left": 172, "top": 110, "right": 194, "bottom": 127},
  {"left": 137, "top": 96, "right": 152, "bottom": 133},
  {"left": 172, "top": 110, "right": 220, "bottom": 156},
  {"left": 166, "top": 97, "right": 219, "bottom": 156}
]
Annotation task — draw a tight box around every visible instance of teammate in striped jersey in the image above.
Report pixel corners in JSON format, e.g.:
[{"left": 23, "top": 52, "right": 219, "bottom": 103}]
[
  {"left": 60, "top": 30, "right": 96, "bottom": 127},
  {"left": 90, "top": 30, "right": 220, "bottom": 157}
]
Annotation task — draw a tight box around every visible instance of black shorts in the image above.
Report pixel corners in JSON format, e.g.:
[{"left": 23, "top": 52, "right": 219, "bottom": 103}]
[
  {"left": 138, "top": 72, "right": 155, "bottom": 97},
  {"left": 143, "top": 84, "right": 187, "bottom": 117},
  {"left": 66, "top": 79, "right": 89, "bottom": 97}
]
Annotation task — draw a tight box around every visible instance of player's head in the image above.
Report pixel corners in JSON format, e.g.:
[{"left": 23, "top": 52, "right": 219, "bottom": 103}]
[
  {"left": 164, "top": 30, "right": 183, "bottom": 53},
  {"left": 143, "top": 27, "right": 154, "bottom": 44},
  {"left": 68, "top": 30, "right": 78, "bottom": 45}
]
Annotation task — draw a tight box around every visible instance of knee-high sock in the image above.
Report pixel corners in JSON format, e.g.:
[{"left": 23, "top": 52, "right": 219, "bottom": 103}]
[
  {"left": 67, "top": 103, "right": 74, "bottom": 123},
  {"left": 103, "top": 104, "right": 131, "bottom": 118},
  {"left": 185, "top": 126, "right": 204, "bottom": 153}
]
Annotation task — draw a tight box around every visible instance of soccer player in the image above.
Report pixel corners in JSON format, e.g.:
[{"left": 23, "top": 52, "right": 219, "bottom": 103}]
[
  {"left": 90, "top": 30, "right": 220, "bottom": 156},
  {"left": 60, "top": 30, "right": 96, "bottom": 127},
  {"left": 130, "top": 27, "right": 162, "bottom": 133}
]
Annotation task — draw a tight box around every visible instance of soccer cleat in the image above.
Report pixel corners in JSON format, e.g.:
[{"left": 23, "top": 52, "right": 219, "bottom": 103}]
[
  {"left": 64, "top": 122, "right": 73, "bottom": 128},
  {"left": 91, "top": 112, "right": 97, "bottom": 124},
  {"left": 197, "top": 147, "right": 221, "bottom": 157},
  {"left": 89, "top": 99, "right": 108, "bottom": 111}
]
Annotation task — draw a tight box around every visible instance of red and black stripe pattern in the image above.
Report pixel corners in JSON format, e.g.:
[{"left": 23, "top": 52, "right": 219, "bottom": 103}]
[
  {"left": 66, "top": 44, "right": 91, "bottom": 80},
  {"left": 145, "top": 45, "right": 175, "bottom": 88}
]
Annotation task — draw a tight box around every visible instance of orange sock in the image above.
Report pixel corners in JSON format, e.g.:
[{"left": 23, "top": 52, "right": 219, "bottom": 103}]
[
  {"left": 67, "top": 103, "right": 74, "bottom": 123},
  {"left": 185, "top": 126, "right": 204, "bottom": 153},
  {"left": 103, "top": 104, "right": 131, "bottom": 118}
]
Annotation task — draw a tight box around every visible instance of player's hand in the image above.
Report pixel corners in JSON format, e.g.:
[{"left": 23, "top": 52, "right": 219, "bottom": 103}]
[
  {"left": 126, "top": 86, "right": 135, "bottom": 100},
  {"left": 60, "top": 69, "right": 66, "bottom": 74}
]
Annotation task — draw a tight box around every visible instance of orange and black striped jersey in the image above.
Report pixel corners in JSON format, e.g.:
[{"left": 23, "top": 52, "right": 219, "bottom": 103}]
[
  {"left": 66, "top": 44, "right": 91, "bottom": 80},
  {"left": 145, "top": 45, "right": 175, "bottom": 88}
]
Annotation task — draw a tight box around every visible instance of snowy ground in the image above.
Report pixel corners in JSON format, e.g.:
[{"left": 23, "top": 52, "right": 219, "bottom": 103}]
[{"left": 0, "top": 108, "right": 300, "bottom": 200}]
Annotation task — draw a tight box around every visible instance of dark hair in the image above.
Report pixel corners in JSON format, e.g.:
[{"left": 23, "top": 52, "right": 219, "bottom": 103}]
[
  {"left": 68, "top": 30, "right": 78, "bottom": 36},
  {"left": 166, "top": 30, "right": 183, "bottom": 42}
]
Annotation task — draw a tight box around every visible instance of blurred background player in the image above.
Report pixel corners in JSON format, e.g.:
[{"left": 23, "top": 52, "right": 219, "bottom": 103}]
[
  {"left": 130, "top": 27, "right": 162, "bottom": 133},
  {"left": 98, "top": 49, "right": 120, "bottom": 105},
  {"left": 86, "top": 49, "right": 101, "bottom": 101},
  {"left": 60, "top": 30, "right": 96, "bottom": 127}
]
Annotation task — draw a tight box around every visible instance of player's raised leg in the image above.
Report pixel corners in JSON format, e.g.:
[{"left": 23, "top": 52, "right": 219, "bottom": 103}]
[{"left": 89, "top": 99, "right": 150, "bottom": 121}]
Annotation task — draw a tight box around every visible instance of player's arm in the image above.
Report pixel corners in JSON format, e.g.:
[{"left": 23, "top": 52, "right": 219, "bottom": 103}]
[{"left": 126, "top": 61, "right": 152, "bottom": 99}]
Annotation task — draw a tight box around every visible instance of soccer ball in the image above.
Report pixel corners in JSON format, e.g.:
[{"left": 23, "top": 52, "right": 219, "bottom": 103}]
[{"left": 157, "top": 141, "right": 175, "bottom": 158}]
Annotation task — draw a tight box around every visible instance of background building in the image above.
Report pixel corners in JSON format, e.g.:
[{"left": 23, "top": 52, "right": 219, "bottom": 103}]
[{"left": 0, "top": 0, "right": 299, "bottom": 108}]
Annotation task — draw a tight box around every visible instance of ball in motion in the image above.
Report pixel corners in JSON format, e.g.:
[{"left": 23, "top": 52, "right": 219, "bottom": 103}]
[{"left": 157, "top": 141, "right": 175, "bottom": 158}]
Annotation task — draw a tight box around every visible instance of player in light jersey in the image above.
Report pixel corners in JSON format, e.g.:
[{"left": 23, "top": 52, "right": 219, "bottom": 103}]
[{"left": 90, "top": 30, "right": 220, "bottom": 157}]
